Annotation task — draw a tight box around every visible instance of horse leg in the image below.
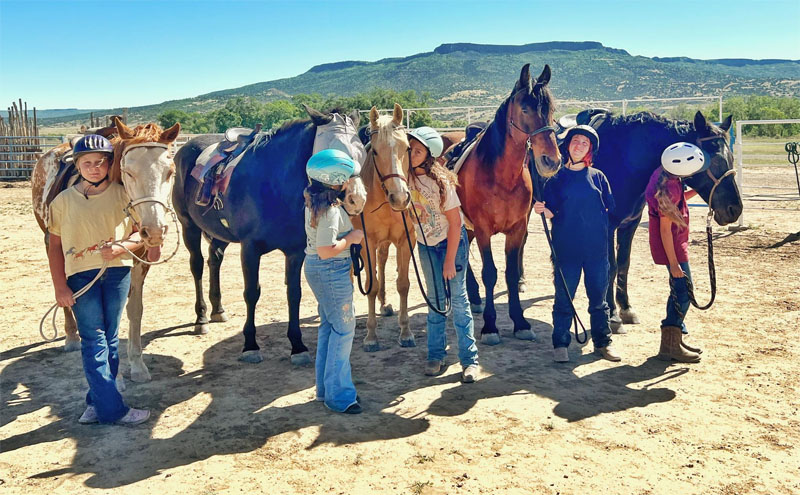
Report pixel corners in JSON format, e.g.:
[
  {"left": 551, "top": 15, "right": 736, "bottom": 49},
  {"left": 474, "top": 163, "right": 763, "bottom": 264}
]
[
  {"left": 396, "top": 240, "right": 414, "bottom": 347},
  {"left": 126, "top": 261, "right": 151, "bottom": 382},
  {"left": 182, "top": 221, "right": 210, "bottom": 334},
  {"left": 63, "top": 306, "right": 81, "bottom": 352},
  {"left": 285, "top": 250, "right": 310, "bottom": 365},
  {"left": 363, "top": 241, "right": 381, "bottom": 352},
  {"left": 476, "top": 232, "right": 500, "bottom": 345},
  {"left": 465, "top": 231, "right": 483, "bottom": 313},
  {"left": 377, "top": 242, "right": 393, "bottom": 316},
  {"left": 616, "top": 218, "right": 641, "bottom": 325},
  {"left": 518, "top": 207, "right": 533, "bottom": 293},
  {"left": 208, "top": 238, "right": 230, "bottom": 322},
  {"left": 606, "top": 227, "right": 624, "bottom": 333},
  {"left": 505, "top": 225, "right": 534, "bottom": 339},
  {"left": 238, "top": 242, "right": 263, "bottom": 363}
]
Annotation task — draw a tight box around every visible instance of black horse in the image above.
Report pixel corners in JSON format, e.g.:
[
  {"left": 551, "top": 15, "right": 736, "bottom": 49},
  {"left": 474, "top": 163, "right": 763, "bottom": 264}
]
[{"left": 172, "top": 107, "right": 366, "bottom": 364}]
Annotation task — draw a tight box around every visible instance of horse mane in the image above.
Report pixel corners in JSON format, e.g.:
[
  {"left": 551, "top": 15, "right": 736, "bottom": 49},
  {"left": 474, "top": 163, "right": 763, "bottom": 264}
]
[
  {"left": 109, "top": 123, "right": 167, "bottom": 183},
  {"left": 605, "top": 111, "right": 694, "bottom": 138}
]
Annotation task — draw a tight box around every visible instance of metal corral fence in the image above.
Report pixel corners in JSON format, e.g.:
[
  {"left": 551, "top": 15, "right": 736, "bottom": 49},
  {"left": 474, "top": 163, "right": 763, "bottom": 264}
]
[{"left": 0, "top": 135, "right": 66, "bottom": 179}]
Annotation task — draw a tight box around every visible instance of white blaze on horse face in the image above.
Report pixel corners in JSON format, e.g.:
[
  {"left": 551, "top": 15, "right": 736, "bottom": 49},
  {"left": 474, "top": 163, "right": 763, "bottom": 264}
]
[
  {"left": 343, "top": 176, "right": 367, "bottom": 215},
  {"left": 120, "top": 145, "right": 173, "bottom": 245}
]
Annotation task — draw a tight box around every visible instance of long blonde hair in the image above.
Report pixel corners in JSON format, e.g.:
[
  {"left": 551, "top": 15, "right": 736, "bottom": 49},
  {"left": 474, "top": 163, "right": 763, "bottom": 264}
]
[{"left": 655, "top": 169, "right": 687, "bottom": 229}]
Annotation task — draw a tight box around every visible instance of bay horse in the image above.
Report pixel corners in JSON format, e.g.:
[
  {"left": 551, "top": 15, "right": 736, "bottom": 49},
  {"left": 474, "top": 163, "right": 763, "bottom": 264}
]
[
  {"left": 457, "top": 64, "right": 561, "bottom": 345},
  {"left": 171, "top": 106, "right": 367, "bottom": 364},
  {"left": 353, "top": 104, "right": 415, "bottom": 352},
  {"left": 31, "top": 117, "right": 181, "bottom": 382}
]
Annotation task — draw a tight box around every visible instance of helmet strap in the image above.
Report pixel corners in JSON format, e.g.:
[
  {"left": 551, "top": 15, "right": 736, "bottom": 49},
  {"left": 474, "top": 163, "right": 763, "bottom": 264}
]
[{"left": 80, "top": 175, "right": 108, "bottom": 199}]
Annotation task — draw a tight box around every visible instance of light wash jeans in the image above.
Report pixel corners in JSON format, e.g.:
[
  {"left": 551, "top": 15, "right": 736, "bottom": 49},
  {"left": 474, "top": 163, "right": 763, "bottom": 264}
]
[
  {"left": 304, "top": 254, "right": 358, "bottom": 412},
  {"left": 66, "top": 267, "right": 131, "bottom": 423},
  {"left": 417, "top": 226, "right": 478, "bottom": 368}
]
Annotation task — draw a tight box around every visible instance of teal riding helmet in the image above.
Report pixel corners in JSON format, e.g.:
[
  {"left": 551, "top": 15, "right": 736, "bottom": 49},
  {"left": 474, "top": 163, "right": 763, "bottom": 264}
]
[
  {"left": 408, "top": 126, "right": 444, "bottom": 158},
  {"left": 306, "top": 149, "right": 361, "bottom": 186}
]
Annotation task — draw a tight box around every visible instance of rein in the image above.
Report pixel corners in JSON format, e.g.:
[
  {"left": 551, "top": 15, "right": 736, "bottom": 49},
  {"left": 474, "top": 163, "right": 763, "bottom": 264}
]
[{"left": 401, "top": 205, "right": 451, "bottom": 317}]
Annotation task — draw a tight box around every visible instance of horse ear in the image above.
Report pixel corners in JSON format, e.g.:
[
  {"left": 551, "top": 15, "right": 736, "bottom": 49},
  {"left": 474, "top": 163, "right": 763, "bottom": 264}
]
[
  {"left": 369, "top": 106, "right": 379, "bottom": 129},
  {"left": 392, "top": 103, "right": 403, "bottom": 126},
  {"left": 534, "top": 64, "right": 551, "bottom": 87},
  {"left": 304, "top": 104, "right": 333, "bottom": 126},
  {"left": 159, "top": 122, "right": 181, "bottom": 144},
  {"left": 719, "top": 114, "right": 733, "bottom": 132},
  {"left": 694, "top": 111, "right": 709, "bottom": 132},
  {"left": 115, "top": 117, "right": 135, "bottom": 140},
  {"left": 515, "top": 63, "right": 531, "bottom": 91}
]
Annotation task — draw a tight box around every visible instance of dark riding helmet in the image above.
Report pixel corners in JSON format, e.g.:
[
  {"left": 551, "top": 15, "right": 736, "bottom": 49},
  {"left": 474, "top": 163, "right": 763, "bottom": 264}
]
[
  {"left": 72, "top": 134, "right": 114, "bottom": 161},
  {"left": 558, "top": 125, "right": 600, "bottom": 154}
]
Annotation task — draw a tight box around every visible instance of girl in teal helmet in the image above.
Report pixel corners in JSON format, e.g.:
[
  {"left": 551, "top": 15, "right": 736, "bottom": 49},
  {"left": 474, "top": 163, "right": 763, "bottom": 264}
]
[
  {"left": 303, "top": 149, "right": 364, "bottom": 414},
  {"left": 407, "top": 127, "right": 480, "bottom": 383}
]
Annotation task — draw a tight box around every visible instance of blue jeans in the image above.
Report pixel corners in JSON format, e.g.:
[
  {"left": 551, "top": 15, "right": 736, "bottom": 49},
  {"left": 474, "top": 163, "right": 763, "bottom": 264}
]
[
  {"left": 662, "top": 261, "right": 691, "bottom": 333},
  {"left": 552, "top": 256, "right": 612, "bottom": 349},
  {"left": 417, "top": 226, "right": 478, "bottom": 368},
  {"left": 66, "top": 267, "right": 131, "bottom": 423},
  {"left": 304, "top": 254, "right": 358, "bottom": 412}
]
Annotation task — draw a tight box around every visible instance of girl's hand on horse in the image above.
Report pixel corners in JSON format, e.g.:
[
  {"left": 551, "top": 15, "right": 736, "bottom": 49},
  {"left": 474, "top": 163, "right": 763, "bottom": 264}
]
[
  {"left": 55, "top": 284, "right": 75, "bottom": 307},
  {"left": 346, "top": 229, "right": 364, "bottom": 246},
  {"left": 669, "top": 264, "right": 685, "bottom": 278},
  {"left": 100, "top": 243, "right": 125, "bottom": 261},
  {"left": 443, "top": 260, "right": 457, "bottom": 280}
]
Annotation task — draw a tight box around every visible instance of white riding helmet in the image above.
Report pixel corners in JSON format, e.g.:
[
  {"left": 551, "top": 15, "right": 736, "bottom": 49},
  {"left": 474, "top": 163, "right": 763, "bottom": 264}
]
[
  {"left": 661, "top": 142, "right": 706, "bottom": 177},
  {"left": 408, "top": 126, "right": 444, "bottom": 158}
]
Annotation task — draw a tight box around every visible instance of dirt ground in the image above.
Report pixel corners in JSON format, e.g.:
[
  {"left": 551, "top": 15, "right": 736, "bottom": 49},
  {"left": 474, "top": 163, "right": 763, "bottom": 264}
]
[{"left": 1, "top": 170, "right": 798, "bottom": 495}]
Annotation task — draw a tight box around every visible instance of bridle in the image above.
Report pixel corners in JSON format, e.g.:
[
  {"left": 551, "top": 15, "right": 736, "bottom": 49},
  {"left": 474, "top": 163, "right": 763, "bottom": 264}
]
[
  {"left": 695, "top": 134, "right": 737, "bottom": 213},
  {"left": 367, "top": 125, "right": 412, "bottom": 198}
]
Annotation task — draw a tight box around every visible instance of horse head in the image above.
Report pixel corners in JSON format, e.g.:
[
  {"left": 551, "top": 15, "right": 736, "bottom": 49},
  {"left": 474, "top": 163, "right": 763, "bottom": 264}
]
[
  {"left": 367, "top": 104, "right": 411, "bottom": 211},
  {"left": 684, "top": 112, "right": 743, "bottom": 225},
  {"left": 303, "top": 105, "right": 367, "bottom": 215},
  {"left": 113, "top": 117, "right": 181, "bottom": 247},
  {"left": 507, "top": 64, "right": 561, "bottom": 178}
]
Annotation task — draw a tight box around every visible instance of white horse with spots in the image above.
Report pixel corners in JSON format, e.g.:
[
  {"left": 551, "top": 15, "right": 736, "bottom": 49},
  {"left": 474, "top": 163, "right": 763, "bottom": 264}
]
[{"left": 32, "top": 117, "right": 180, "bottom": 383}]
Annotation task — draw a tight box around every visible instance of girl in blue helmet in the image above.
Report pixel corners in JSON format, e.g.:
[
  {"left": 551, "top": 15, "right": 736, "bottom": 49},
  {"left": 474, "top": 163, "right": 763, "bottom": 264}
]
[
  {"left": 47, "top": 134, "right": 150, "bottom": 425},
  {"left": 533, "top": 126, "right": 621, "bottom": 363},
  {"left": 407, "top": 126, "right": 479, "bottom": 383},
  {"left": 304, "top": 149, "right": 364, "bottom": 414}
]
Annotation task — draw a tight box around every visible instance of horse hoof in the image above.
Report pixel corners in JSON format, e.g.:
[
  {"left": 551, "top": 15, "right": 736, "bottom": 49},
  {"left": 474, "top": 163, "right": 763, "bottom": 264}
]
[
  {"left": 381, "top": 305, "right": 394, "bottom": 316},
  {"left": 130, "top": 369, "right": 152, "bottom": 383},
  {"left": 210, "top": 311, "right": 229, "bottom": 323},
  {"left": 481, "top": 333, "right": 501, "bottom": 346},
  {"left": 290, "top": 352, "right": 312, "bottom": 366},
  {"left": 398, "top": 337, "right": 416, "bottom": 348},
  {"left": 610, "top": 319, "right": 627, "bottom": 334},
  {"left": 518, "top": 282, "right": 528, "bottom": 293},
  {"left": 63, "top": 339, "right": 81, "bottom": 353},
  {"left": 619, "top": 308, "right": 640, "bottom": 325},
  {"left": 363, "top": 342, "right": 380, "bottom": 353},
  {"left": 115, "top": 376, "right": 126, "bottom": 392},
  {"left": 514, "top": 329, "right": 536, "bottom": 341},
  {"left": 470, "top": 303, "right": 484, "bottom": 314},
  {"left": 238, "top": 350, "right": 263, "bottom": 363},
  {"left": 195, "top": 322, "right": 210, "bottom": 335}
]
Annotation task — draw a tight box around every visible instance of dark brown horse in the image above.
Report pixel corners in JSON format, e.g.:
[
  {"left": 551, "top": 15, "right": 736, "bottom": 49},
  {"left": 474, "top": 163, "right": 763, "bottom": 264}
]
[{"left": 457, "top": 64, "right": 561, "bottom": 344}]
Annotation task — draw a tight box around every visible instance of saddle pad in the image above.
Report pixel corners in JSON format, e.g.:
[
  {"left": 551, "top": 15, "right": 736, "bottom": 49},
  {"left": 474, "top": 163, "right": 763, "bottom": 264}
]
[
  {"left": 452, "top": 138, "right": 478, "bottom": 175},
  {"left": 191, "top": 143, "right": 226, "bottom": 183},
  {"left": 313, "top": 113, "right": 367, "bottom": 166}
]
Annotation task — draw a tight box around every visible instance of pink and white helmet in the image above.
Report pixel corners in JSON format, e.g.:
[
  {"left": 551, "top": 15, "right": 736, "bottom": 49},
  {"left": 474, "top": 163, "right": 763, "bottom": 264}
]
[{"left": 661, "top": 142, "right": 706, "bottom": 177}]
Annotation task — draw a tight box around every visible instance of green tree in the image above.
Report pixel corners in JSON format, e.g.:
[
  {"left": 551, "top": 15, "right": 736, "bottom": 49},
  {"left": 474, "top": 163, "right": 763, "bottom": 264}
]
[{"left": 158, "top": 109, "right": 190, "bottom": 129}]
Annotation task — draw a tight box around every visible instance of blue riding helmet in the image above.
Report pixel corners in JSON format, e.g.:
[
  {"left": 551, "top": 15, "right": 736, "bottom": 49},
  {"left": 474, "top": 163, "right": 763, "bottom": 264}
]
[
  {"left": 306, "top": 149, "right": 361, "bottom": 186},
  {"left": 72, "top": 134, "right": 114, "bottom": 160}
]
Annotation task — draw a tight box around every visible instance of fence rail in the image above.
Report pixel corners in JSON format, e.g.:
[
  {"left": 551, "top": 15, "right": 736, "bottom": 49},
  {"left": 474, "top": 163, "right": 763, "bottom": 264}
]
[{"left": 0, "top": 135, "right": 65, "bottom": 179}]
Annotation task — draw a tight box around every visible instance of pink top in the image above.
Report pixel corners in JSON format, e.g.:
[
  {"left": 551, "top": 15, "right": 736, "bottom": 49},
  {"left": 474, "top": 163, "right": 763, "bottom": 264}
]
[{"left": 645, "top": 167, "right": 689, "bottom": 265}]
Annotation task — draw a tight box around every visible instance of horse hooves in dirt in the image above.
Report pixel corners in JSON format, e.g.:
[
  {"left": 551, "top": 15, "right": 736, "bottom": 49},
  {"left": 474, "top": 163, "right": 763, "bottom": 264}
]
[
  {"left": 238, "top": 350, "right": 264, "bottom": 364},
  {"left": 63, "top": 338, "right": 81, "bottom": 352},
  {"left": 380, "top": 305, "right": 394, "bottom": 317},
  {"left": 398, "top": 337, "right": 416, "bottom": 348},
  {"left": 290, "top": 351, "right": 312, "bottom": 366},
  {"left": 210, "top": 311, "right": 229, "bottom": 323},
  {"left": 470, "top": 303, "right": 484, "bottom": 314},
  {"left": 195, "top": 322, "right": 210, "bottom": 335},
  {"left": 518, "top": 281, "right": 528, "bottom": 293},
  {"left": 619, "top": 308, "right": 640, "bottom": 325},
  {"left": 609, "top": 316, "right": 626, "bottom": 334},
  {"left": 363, "top": 342, "right": 381, "bottom": 353},
  {"left": 481, "top": 333, "right": 501, "bottom": 346},
  {"left": 514, "top": 329, "right": 536, "bottom": 341}
]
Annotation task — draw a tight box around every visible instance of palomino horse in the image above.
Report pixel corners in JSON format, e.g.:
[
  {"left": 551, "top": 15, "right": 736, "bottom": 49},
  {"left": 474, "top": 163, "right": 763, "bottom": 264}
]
[
  {"left": 353, "top": 104, "right": 415, "bottom": 351},
  {"left": 172, "top": 106, "right": 367, "bottom": 364},
  {"left": 31, "top": 117, "right": 181, "bottom": 382},
  {"left": 457, "top": 64, "right": 561, "bottom": 344}
]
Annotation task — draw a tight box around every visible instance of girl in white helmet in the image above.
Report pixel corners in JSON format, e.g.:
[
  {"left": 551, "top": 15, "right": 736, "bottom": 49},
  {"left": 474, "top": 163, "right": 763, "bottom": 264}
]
[
  {"left": 407, "top": 126, "right": 479, "bottom": 383},
  {"left": 644, "top": 142, "right": 705, "bottom": 363},
  {"left": 304, "top": 149, "right": 365, "bottom": 414}
]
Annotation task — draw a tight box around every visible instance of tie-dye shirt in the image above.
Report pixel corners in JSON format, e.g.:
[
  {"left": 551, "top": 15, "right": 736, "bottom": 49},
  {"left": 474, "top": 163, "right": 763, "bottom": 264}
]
[{"left": 410, "top": 174, "right": 463, "bottom": 246}]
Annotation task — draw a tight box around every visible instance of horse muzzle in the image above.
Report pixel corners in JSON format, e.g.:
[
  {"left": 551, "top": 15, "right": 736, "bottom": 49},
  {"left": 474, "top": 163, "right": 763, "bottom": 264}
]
[{"left": 535, "top": 155, "right": 561, "bottom": 179}]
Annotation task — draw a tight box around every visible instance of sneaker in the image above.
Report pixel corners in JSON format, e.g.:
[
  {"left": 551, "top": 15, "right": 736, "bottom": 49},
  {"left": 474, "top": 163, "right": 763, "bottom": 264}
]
[
  {"left": 461, "top": 364, "right": 480, "bottom": 383},
  {"left": 553, "top": 347, "right": 569, "bottom": 363},
  {"left": 424, "top": 359, "right": 446, "bottom": 376},
  {"left": 343, "top": 403, "right": 362, "bottom": 414},
  {"left": 78, "top": 405, "right": 98, "bottom": 424},
  {"left": 595, "top": 345, "right": 622, "bottom": 362},
  {"left": 115, "top": 407, "right": 150, "bottom": 426}
]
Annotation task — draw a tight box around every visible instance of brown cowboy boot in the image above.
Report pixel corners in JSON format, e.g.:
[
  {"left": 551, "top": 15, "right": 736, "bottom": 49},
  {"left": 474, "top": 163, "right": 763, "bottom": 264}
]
[
  {"left": 657, "top": 327, "right": 671, "bottom": 360},
  {"left": 659, "top": 326, "right": 701, "bottom": 363}
]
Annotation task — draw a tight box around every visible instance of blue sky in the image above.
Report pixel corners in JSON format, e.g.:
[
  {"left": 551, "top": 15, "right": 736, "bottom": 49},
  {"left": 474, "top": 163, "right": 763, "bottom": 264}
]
[{"left": 1, "top": 0, "right": 798, "bottom": 109}]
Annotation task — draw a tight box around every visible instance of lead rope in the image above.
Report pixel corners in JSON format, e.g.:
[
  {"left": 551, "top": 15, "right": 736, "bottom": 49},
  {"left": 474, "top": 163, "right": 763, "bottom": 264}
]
[
  {"left": 39, "top": 200, "right": 181, "bottom": 343},
  {"left": 350, "top": 211, "right": 373, "bottom": 296}
]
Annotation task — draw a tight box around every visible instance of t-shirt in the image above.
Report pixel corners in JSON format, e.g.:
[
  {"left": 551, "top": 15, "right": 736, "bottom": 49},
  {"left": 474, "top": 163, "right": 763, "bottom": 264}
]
[
  {"left": 410, "top": 174, "right": 463, "bottom": 246},
  {"left": 542, "top": 166, "right": 615, "bottom": 261},
  {"left": 48, "top": 184, "right": 134, "bottom": 277},
  {"left": 304, "top": 205, "right": 353, "bottom": 259},
  {"left": 645, "top": 167, "right": 690, "bottom": 265}
]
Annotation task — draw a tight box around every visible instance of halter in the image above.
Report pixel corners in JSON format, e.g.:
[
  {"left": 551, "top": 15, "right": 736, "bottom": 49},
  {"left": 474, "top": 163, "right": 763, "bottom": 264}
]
[
  {"left": 368, "top": 125, "right": 411, "bottom": 196},
  {"left": 695, "top": 134, "right": 737, "bottom": 228}
]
